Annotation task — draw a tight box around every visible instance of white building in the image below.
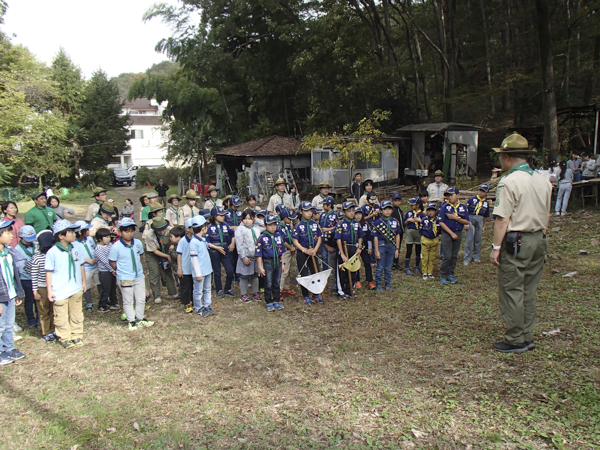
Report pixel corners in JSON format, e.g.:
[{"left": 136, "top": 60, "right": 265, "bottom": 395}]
[{"left": 115, "top": 98, "right": 168, "bottom": 168}]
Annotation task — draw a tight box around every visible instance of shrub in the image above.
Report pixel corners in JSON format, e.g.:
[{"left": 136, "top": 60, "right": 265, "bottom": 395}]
[
  {"left": 80, "top": 169, "right": 114, "bottom": 188},
  {"left": 135, "top": 167, "right": 180, "bottom": 189}
]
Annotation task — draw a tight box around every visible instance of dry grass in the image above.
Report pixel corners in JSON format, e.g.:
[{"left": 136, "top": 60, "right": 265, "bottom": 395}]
[{"left": 1, "top": 190, "right": 599, "bottom": 449}]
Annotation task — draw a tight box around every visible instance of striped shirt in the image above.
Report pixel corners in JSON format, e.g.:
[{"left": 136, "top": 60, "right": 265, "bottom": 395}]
[
  {"left": 95, "top": 243, "right": 114, "bottom": 273},
  {"left": 27, "top": 253, "right": 47, "bottom": 290}
]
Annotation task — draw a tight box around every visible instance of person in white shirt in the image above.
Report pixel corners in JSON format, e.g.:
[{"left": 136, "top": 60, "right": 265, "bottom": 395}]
[{"left": 426, "top": 170, "right": 449, "bottom": 203}]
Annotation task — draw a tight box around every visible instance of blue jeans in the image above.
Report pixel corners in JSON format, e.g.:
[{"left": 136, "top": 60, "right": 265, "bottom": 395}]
[
  {"left": 263, "top": 258, "right": 282, "bottom": 304},
  {"left": 555, "top": 182, "right": 573, "bottom": 214},
  {"left": 0, "top": 298, "right": 16, "bottom": 353},
  {"left": 209, "top": 249, "right": 234, "bottom": 292},
  {"left": 375, "top": 242, "right": 395, "bottom": 288},
  {"left": 321, "top": 247, "right": 330, "bottom": 271},
  {"left": 193, "top": 273, "right": 212, "bottom": 311},
  {"left": 464, "top": 215, "right": 484, "bottom": 263}
]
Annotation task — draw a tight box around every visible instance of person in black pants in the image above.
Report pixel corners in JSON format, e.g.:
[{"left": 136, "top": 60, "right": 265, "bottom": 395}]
[
  {"left": 155, "top": 179, "right": 170, "bottom": 208},
  {"left": 351, "top": 173, "right": 364, "bottom": 202},
  {"left": 390, "top": 192, "right": 404, "bottom": 269}
]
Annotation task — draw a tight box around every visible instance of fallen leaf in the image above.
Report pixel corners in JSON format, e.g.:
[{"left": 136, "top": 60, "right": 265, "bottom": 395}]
[
  {"left": 542, "top": 329, "right": 561, "bottom": 336},
  {"left": 106, "top": 427, "right": 116, "bottom": 433},
  {"left": 592, "top": 238, "right": 599, "bottom": 247},
  {"left": 578, "top": 249, "right": 589, "bottom": 255},
  {"left": 551, "top": 269, "right": 560, "bottom": 274},
  {"left": 562, "top": 271, "right": 577, "bottom": 278},
  {"left": 411, "top": 429, "right": 426, "bottom": 439},
  {"left": 133, "top": 422, "right": 140, "bottom": 432}
]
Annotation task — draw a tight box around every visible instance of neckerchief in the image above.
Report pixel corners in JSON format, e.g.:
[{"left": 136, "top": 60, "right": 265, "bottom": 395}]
[
  {"left": 279, "top": 220, "right": 293, "bottom": 244},
  {"left": 77, "top": 239, "right": 93, "bottom": 259},
  {"left": 229, "top": 209, "right": 239, "bottom": 226},
  {"left": 343, "top": 217, "right": 356, "bottom": 244},
  {"left": 37, "top": 206, "right": 54, "bottom": 229},
  {"left": 264, "top": 230, "right": 279, "bottom": 268},
  {"left": 244, "top": 224, "right": 257, "bottom": 245},
  {"left": 276, "top": 192, "right": 285, "bottom": 204},
  {"left": 55, "top": 242, "right": 76, "bottom": 281},
  {"left": 474, "top": 195, "right": 486, "bottom": 215},
  {"left": 119, "top": 238, "right": 138, "bottom": 276},
  {"left": 0, "top": 246, "right": 15, "bottom": 294},
  {"left": 19, "top": 242, "right": 34, "bottom": 258},
  {"left": 382, "top": 216, "right": 392, "bottom": 242},
  {"left": 170, "top": 206, "right": 180, "bottom": 218},
  {"left": 216, "top": 223, "right": 225, "bottom": 247},
  {"left": 412, "top": 209, "right": 422, "bottom": 229},
  {"left": 508, "top": 162, "right": 534, "bottom": 175},
  {"left": 292, "top": 195, "right": 297, "bottom": 207},
  {"left": 301, "top": 219, "right": 314, "bottom": 248}
]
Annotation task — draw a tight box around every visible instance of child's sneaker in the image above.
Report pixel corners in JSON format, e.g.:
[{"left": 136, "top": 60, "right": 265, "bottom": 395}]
[
  {"left": 217, "top": 290, "right": 225, "bottom": 297},
  {"left": 224, "top": 290, "right": 237, "bottom": 297},
  {"left": 273, "top": 302, "right": 284, "bottom": 310},
  {"left": 85, "top": 304, "right": 93, "bottom": 312},
  {"left": 121, "top": 313, "right": 128, "bottom": 321},
  {"left": 427, "top": 273, "right": 435, "bottom": 279},
  {"left": 98, "top": 305, "right": 109, "bottom": 312},
  {"left": 13, "top": 335, "right": 22, "bottom": 342},
  {"left": 137, "top": 319, "right": 155, "bottom": 327},
  {"left": 447, "top": 275, "right": 458, "bottom": 284},
  {"left": 128, "top": 322, "right": 138, "bottom": 330},
  {"left": 376, "top": 286, "right": 383, "bottom": 292},
  {"left": 5, "top": 349, "right": 25, "bottom": 360},
  {"left": 202, "top": 306, "right": 215, "bottom": 317},
  {"left": 42, "top": 333, "right": 56, "bottom": 343},
  {"left": 13, "top": 324, "right": 22, "bottom": 333},
  {"left": 197, "top": 307, "right": 205, "bottom": 315},
  {"left": 253, "top": 292, "right": 261, "bottom": 301},
  {"left": 385, "top": 285, "right": 392, "bottom": 291},
  {"left": 414, "top": 267, "right": 420, "bottom": 274},
  {"left": 303, "top": 296, "right": 311, "bottom": 305},
  {"left": 240, "top": 294, "right": 251, "bottom": 303},
  {"left": 185, "top": 304, "right": 194, "bottom": 313},
  {"left": 154, "top": 297, "right": 162, "bottom": 304},
  {"left": 266, "top": 303, "right": 275, "bottom": 312},
  {"left": 72, "top": 339, "right": 84, "bottom": 347},
  {"left": 404, "top": 268, "right": 413, "bottom": 276},
  {"left": 355, "top": 281, "right": 363, "bottom": 289},
  {"left": 338, "top": 292, "right": 348, "bottom": 298},
  {"left": 368, "top": 281, "right": 376, "bottom": 290},
  {"left": 422, "top": 274, "right": 428, "bottom": 280},
  {"left": 312, "top": 294, "right": 323, "bottom": 303},
  {"left": 440, "top": 277, "right": 448, "bottom": 285},
  {"left": 109, "top": 304, "right": 120, "bottom": 310},
  {"left": 0, "top": 352, "right": 14, "bottom": 365},
  {"left": 62, "top": 340, "right": 77, "bottom": 348}
]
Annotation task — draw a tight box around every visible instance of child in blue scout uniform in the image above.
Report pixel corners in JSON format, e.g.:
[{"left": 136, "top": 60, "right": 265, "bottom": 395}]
[
  {"left": 73, "top": 221, "right": 101, "bottom": 312},
  {"left": 319, "top": 196, "right": 336, "bottom": 271},
  {"left": 373, "top": 200, "right": 401, "bottom": 291},
  {"left": 419, "top": 202, "right": 441, "bottom": 280},
  {"left": 335, "top": 201, "right": 364, "bottom": 298},
  {"left": 0, "top": 220, "right": 26, "bottom": 365},
  {"left": 189, "top": 216, "right": 215, "bottom": 317},
  {"left": 109, "top": 218, "right": 154, "bottom": 330},
  {"left": 438, "top": 187, "right": 470, "bottom": 284},
  {"left": 45, "top": 220, "right": 87, "bottom": 348},
  {"left": 12, "top": 225, "right": 38, "bottom": 326},
  {"left": 463, "top": 183, "right": 490, "bottom": 265},
  {"left": 277, "top": 207, "right": 297, "bottom": 298},
  {"left": 177, "top": 218, "right": 195, "bottom": 313},
  {"left": 403, "top": 197, "right": 422, "bottom": 276},
  {"left": 292, "top": 201, "right": 323, "bottom": 305},
  {"left": 391, "top": 193, "right": 405, "bottom": 270},
  {"left": 354, "top": 207, "right": 376, "bottom": 290},
  {"left": 206, "top": 206, "right": 236, "bottom": 297},
  {"left": 256, "top": 215, "right": 286, "bottom": 312},
  {"left": 226, "top": 195, "right": 243, "bottom": 281},
  {"left": 320, "top": 207, "right": 341, "bottom": 296}
]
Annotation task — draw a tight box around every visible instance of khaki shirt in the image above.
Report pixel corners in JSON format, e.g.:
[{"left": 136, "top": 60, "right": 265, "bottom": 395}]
[
  {"left": 492, "top": 169, "right": 551, "bottom": 232},
  {"left": 181, "top": 204, "right": 199, "bottom": 220},
  {"left": 86, "top": 202, "right": 101, "bottom": 221},
  {"left": 203, "top": 198, "right": 223, "bottom": 210},
  {"left": 145, "top": 226, "right": 172, "bottom": 254},
  {"left": 165, "top": 207, "right": 185, "bottom": 226},
  {"left": 426, "top": 183, "right": 449, "bottom": 203},
  {"left": 311, "top": 194, "right": 328, "bottom": 212},
  {"left": 89, "top": 216, "right": 110, "bottom": 237},
  {"left": 267, "top": 192, "right": 292, "bottom": 213}
]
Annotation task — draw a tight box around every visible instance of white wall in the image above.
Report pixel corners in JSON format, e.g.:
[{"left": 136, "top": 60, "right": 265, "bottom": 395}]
[{"left": 127, "top": 125, "right": 168, "bottom": 166}]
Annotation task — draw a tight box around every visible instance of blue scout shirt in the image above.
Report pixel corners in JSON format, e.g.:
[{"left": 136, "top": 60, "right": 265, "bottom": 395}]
[
  {"left": 439, "top": 202, "right": 470, "bottom": 232},
  {"left": 292, "top": 219, "right": 322, "bottom": 248},
  {"left": 189, "top": 235, "right": 213, "bottom": 277},
  {"left": 255, "top": 231, "right": 285, "bottom": 259},
  {"left": 466, "top": 196, "right": 491, "bottom": 218},
  {"left": 363, "top": 204, "right": 381, "bottom": 224},
  {"left": 45, "top": 243, "right": 84, "bottom": 301},
  {"left": 206, "top": 222, "right": 234, "bottom": 248},
  {"left": 420, "top": 216, "right": 440, "bottom": 239},
  {"left": 319, "top": 211, "right": 337, "bottom": 231},
  {"left": 403, "top": 209, "right": 422, "bottom": 230},
  {"left": 176, "top": 235, "right": 193, "bottom": 275},
  {"left": 225, "top": 209, "right": 242, "bottom": 227},
  {"left": 372, "top": 217, "right": 400, "bottom": 244},
  {"left": 13, "top": 241, "right": 36, "bottom": 281},
  {"left": 334, "top": 218, "right": 364, "bottom": 244},
  {"left": 73, "top": 237, "right": 98, "bottom": 272},
  {"left": 109, "top": 238, "right": 144, "bottom": 281},
  {"left": 276, "top": 221, "right": 294, "bottom": 248}
]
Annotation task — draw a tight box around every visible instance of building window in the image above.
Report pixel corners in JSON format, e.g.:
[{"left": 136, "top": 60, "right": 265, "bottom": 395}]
[
  {"left": 354, "top": 151, "right": 382, "bottom": 169},
  {"left": 131, "top": 130, "right": 144, "bottom": 139},
  {"left": 313, "top": 151, "right": 331, "bottom": 165}
]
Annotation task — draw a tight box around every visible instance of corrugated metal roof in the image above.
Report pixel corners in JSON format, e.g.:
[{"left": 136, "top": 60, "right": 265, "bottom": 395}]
[
  {"left": 397, "top": 122, "right": 482, "bottom": 132},
  {"left": 215, "top": 135, "right": 308, "bottom": 157}
]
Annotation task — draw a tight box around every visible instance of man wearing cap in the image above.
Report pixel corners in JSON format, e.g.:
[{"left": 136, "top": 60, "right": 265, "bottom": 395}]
[
  {"left": 182, "top": 190, "right": 200, "bottom": 220},
  {"left": 13, "top": 226, "right": 38, "bottom": 326},
  {"left": 203, "top": 185, "right": 222, "bottom": 210},
  {"left": 145, "top": 217, "right": 177, "bottom": 303},
  {"left": 312, "top": 180, "right": 331, "bottom": 213},
  {"left": 86, "top": 187, "right": 107, "bottom": 222},
  {"left": 490, "top": 132, "right": 551, "bottom": 353},
  {"left": 267, "top": 178, "right": 292, "bottom": 213},
  {"left": 89, "top": 203, "right": 115, "bottom": 237},
  {"left": 166, "top": 194, "right": 184, "bottom": 226},
  {"left": 426, "top": 170, "right": 449, "bottom": 203},
  {"left": 154, "top": 179, "right": 170, "bottom": 208},
  {"left": 24, "top": 192, "right": 58, "bottom": 234},
  {"left": 463, "top": 184, "right": 491, "bottom": 265}
]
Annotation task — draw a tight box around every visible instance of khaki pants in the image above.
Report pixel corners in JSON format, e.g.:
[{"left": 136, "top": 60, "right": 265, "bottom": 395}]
[
  {"left": 36, "top": 287, "right": 55, "bottom": 336},
  {"left": 119, "top": 277, "right": 147, "bottom": 322},
  {"left": 146, "top": 252, "right": 177, "bottom": 299},
  {"left": 280, "top": 250, "right": 292, "bottom": 289},
  {"left": 420, "top": 236, "right": 439, "bottom": 275},
  {"left": 498, "top": 231, "right": 547, "bottom": 345},
  {"left": 158, "top": 196, "right": 167, "bottom": 208},
  {"left": 53, "top": 290, "right": 84, "bottom": 342}
]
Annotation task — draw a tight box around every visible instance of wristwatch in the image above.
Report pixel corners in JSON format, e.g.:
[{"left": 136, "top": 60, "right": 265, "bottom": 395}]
[{"left": 491, "top": 243, "right": 501, "bottom": 250}]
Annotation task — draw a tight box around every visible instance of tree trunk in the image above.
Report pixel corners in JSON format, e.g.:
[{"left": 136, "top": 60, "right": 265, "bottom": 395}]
[
  {"left": 583, "top": 34, "right": 600, "bottom": 104},
  {"left": 479, "top": 0, "right": 495, "bottom": 114},
  {"left": 535, "top": 0, "right": 559, "bottom": 159},
  {"left": 501, "top": 0, "right": 512, "bottom": 112}
]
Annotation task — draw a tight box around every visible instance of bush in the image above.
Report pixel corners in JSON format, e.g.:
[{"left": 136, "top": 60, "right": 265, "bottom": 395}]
[
  {"left": 80, "top": 169, "right": 114, "bottom": 189},
  {"left": 135, "top": 167, "right": 181, "bottom": 189}
]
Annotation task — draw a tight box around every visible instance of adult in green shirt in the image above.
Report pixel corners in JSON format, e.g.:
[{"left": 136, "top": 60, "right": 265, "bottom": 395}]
[{"left": 24, "top": 192, "right": 57, "bottom": 233}]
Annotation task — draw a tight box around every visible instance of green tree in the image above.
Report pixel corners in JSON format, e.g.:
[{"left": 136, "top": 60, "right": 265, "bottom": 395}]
[
  {"left": 51, "top": 48, "right": 85, "bottom": 116},
  {"left": 77, "top": 70, "right": 130, "bottom": 171}
]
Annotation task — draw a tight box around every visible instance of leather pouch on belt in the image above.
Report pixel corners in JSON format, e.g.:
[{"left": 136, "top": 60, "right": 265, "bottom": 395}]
[{"left": 505, "top": 231, "right": 522, "bottom": 258}]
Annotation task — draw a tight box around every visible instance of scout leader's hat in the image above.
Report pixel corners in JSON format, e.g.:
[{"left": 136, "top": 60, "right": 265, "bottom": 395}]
[
  {"left": 139, "top": 193, "right": 148, "bottom": 204},
  {"left": 274, "top": 178, "right": 287, "bottom": 186},
  {"left": 493, "top": 132, "right": 536, "bottom": 154},
  {"left": 150, "top": 216, "right": 169, "bottom": 231},
  {"left": 208, "top": 185, "right": 218, "bottom": 193},
  {"left": 148, "top": 202, "right": 165, "bottom": 213},
  {"left": 92, "top": 187, "right": 107, "bottom": 197},
  {"left": 99, "top": 202, "right": 115, "bottom": 214},
  {"left": 318, "top": 180, "right": 331, "bottom": 189},
  {"left": 147, "top": 192, "right": 158, "bottom": 200},
  {"left": 31, "top": 191, "right": 46, "bottom": 201},
  {"left": 167, "top": 194, "right": 182, "bottom": 203},
  {"left": 434, "top": 170, "right": 444, "bottom": 177},
  {"left": 185, "top": 189, "right": 199, "bottom": 199}
]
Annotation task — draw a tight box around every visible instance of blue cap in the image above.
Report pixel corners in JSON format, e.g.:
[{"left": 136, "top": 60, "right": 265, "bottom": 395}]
[
  {"left": 36, "top": 230, "right": 54, "bottom": 250},
  {"left": 323, "top": 196, "right": 334, "bottom": 206},
  {"left": 426, "top": 202, "right": 438, "bottom": 210},
  {"left": 342, "top": 201, "right": 354, "bottom": 210},
  {"left": 289, "top": 210, "right": 298, "bottom": 220},
  {"left": 408, "top": 197, "right": 418, "bottom": 205},
  {"left": 118, "top": 217, "right": 137, "bottom": 230},
  {"left": 257, "top": 209, "right": 267, "bottom": 217},
  {"left": 230, "top": 195, "right": 242, "bottom": 207},
  {"left": 354, "top": 206, "right": 362, "bottom": 213},
  {"left": 18, "top": 225, "right": 37, "bottom": 242},
  {"left": 184, "top": 218, "right": 193, "bottom": 228},
  {"left": 479, "top": 184, "right": 489, "bottom": 192},
  {"left": 191, "top": 216, "right": 206, "bottom": 228},
  {"left": 279, "top": 208, "right": 290, "bottom": 220},
  {"left": 381, "top": 200, "right": 392, "bottom": 209},
  {"left": 275, "top": 204, "right": 286, "bottom": 214},
  {"left": 392, "top": 192, "right": 402, "bottom": 200},
  {"left": 446, "top": 186, "right": 460, "bottom": 195},
  {"left": 211, "top": 206, "right": 226, "bottom": 216},
  {"left": 52, "top": 219, "right": 79, "bottom": 235},
  {"left": 0, "top": 220, "right": 14, "bottom": 231},
  {"left": 265, "top": 214, "right": 278, "bottom": 225},
  {"left": 299, "top": 201, "right": 313, "bottom": 211},
  {"left": 73, "top": 220, "right": 91, "bottom": 233},
  {"left": 198, "top": 208, "right": 211, "bottom": 219},
  {"left": 336, "top": 211, "right": 344, "bottom": 219},
  {"left": 360, "top": 205, "right": 370, "bottom": 216}
]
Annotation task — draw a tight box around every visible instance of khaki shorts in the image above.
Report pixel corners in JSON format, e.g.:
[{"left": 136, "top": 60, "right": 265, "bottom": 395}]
[
  {"left": 405, "top": 229, "right": 422, "bottom": 245},
  {"left": 85, "top": 268, "right": 100, "bottom": 289}
]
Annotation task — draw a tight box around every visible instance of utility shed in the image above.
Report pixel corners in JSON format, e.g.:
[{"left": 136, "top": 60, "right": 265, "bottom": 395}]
[
  {"left": 397, "top": 123, "right": 481, "bottom": 182},
  {"left": 214, "top": 135, "right": 310, "bottom": 197}
]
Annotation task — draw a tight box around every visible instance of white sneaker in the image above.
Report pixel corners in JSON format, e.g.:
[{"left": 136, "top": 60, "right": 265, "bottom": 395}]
[
  {"left": 13, "top": 335, "right": 23, "bottom": 342},
  {"left": 14, "top": 324, "right": 23, "bottom": 333},
  {"left": 154, "top": 297, "right": 162, "bottom": 304},
  {"left": 554, "top": 212, "right": 560, "bottom": 216}
]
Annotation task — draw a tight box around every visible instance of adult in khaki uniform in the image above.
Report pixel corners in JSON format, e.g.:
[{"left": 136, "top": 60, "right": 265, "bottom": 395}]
[
  {"left": 267, "top": 178, "right": 292, "bottom": 213},
  {"left": 426, "top": 170, "right": 449, "bottom": 203},
  {"left": 86, "top": 187, "right": 107, "bottom": 221},
  {"left": 165, "top": 194, "right": 185, "bottom": 226},
  {"left": 490, "top": 133, "right": 551, "bottom": 353},
  {"left": 311, "top": 180, "right": 331, "bottom": 213},
  {"left": 203, "top": 185, "right": 223, "bottom": 210},
  {"left": 181, "top": 190, "right": 200, "bottom": 221},
  {"left": 144, "top": 217, "right": 177, "bottom": 303},
  {"left": 89, "top": 202, "right": 115, "bottom": 237}
]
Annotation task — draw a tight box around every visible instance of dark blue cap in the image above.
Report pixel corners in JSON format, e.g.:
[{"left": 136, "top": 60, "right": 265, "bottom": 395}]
[
  {"left": 381, "top": 200, "right": 392, "bottom": 209},
  {"left": 211, "top": 206, "right": 226, "bottom": 216},
  {"left": 342, "top": 201, "right": 354, "bottom": 210},
  {"left": 392, "top": 192, "right": 402, "bottom": 200}
]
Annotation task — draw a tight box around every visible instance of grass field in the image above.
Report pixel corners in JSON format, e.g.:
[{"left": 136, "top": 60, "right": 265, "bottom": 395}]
[{"left": 1, "top": 190, "right": 599, "bottom": 449}]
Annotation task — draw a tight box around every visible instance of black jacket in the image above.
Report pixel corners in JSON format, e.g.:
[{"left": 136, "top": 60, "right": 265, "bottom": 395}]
[
  {"left": 351, "top": 181, "right": 363, "bottom": 201},
  {"left": 155, "top": 184, "right": 169, "bottom": 197}
]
